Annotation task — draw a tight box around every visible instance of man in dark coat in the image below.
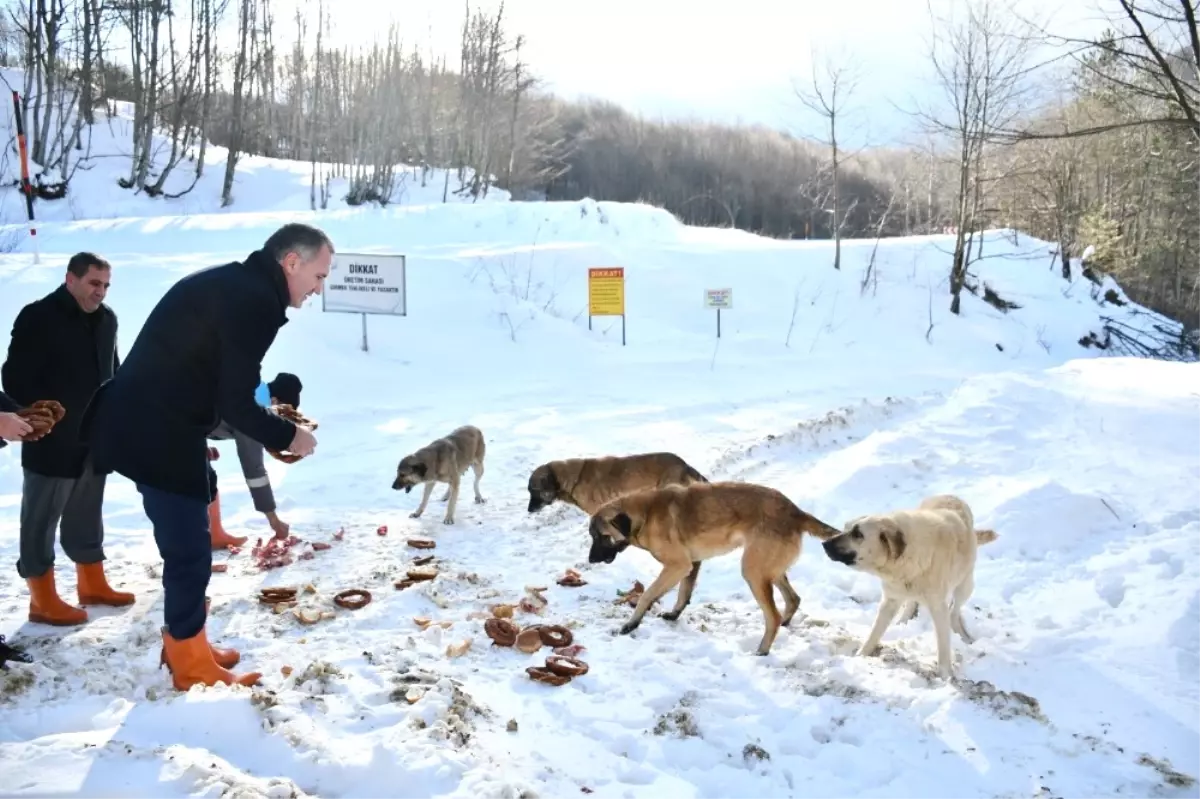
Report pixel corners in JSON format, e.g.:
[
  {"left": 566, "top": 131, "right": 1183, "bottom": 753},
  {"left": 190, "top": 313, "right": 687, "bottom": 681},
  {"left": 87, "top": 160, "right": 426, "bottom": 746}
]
[
  {"left": 2, "top": 253, "right": 134, "bottom": 628},
  {"left": 82, "top": 223, "right": 329, "bottom": 691}
]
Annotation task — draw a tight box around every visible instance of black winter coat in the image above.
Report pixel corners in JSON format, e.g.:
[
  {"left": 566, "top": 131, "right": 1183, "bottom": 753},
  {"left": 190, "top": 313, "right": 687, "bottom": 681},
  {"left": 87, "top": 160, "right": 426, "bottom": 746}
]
[
  {"left": 1, "top": 285, "right": 119, "bottom": 477},
  {"left": 82, "top": 250, "right": 298, "bottom": 502}
]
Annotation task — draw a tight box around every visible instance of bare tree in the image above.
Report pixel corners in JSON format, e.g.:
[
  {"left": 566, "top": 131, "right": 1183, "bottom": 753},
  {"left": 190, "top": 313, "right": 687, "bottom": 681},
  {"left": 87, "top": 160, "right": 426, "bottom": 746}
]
[
  {"left": 219, "top": 0, "right": 253, "bottom": 206},
  {"left": 914, "top": 0, "right": 1036, "bottom": 314},
  {"left": 793, "top": 46, "right": 863, "bottom": 269}
]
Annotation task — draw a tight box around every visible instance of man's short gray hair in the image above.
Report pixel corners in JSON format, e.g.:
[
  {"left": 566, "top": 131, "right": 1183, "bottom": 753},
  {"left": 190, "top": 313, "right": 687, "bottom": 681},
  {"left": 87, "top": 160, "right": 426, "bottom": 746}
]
[{"left": 263, "top": 223, "right": 335, "bottom": 264}]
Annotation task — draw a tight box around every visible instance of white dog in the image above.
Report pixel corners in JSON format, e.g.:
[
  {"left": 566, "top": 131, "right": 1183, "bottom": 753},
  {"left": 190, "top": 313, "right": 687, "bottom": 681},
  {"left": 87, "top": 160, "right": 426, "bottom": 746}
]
[{"left": 822, "top": 494, "right": 998, "bottom": 679}]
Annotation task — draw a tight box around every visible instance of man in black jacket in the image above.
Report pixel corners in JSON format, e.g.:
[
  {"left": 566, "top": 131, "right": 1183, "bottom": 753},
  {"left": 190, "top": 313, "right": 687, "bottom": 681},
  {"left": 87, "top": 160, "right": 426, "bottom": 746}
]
[
  {"left": 83, "top": 223, "right": 328, "bottom": 691},
  {"left": 2, "top": 253, "right": 135, "bottom": 628}
]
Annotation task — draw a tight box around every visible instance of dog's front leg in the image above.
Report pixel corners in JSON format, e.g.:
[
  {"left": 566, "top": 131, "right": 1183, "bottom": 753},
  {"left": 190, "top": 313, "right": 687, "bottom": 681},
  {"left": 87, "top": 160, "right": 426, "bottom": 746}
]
[
  {"left": 660, "top": 561, "right": 701, "bottom": 622},
  {"left": 856, "top": 595, "right": 903, "bottom": 657},
  {"left": 442, "top": 475, "right": 461, "bottom": 524},
  {"left": 925, "top": 597, "right": 955, "bottom": 679},
  {"left": 410, "top": 482, "right": 436, "bottom": 519},
  {"left": 619, "top": 561, "right": 692, "bottom": 635}
]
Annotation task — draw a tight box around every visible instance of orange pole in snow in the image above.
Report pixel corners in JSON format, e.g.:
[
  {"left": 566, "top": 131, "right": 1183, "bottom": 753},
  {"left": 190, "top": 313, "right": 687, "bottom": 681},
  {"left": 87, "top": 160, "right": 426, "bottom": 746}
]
[{"left": 11, "top": 90, "right": 39, "bottom": 263}]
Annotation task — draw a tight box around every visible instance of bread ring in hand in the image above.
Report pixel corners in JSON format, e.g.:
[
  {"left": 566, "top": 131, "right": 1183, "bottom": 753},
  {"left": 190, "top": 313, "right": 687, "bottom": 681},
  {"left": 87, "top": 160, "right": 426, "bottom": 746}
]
[
  {"left": 16, "top": 402, "right": 62, "bottom": 442},
  {"left": 29, "top": 400, "right": 65, "bottom": 423},
  {"left": 266, "top": 404, "right": 317, "bottom": 463},
  {"left": 270, "top": 404, "right": 318, "bottom": 431}
]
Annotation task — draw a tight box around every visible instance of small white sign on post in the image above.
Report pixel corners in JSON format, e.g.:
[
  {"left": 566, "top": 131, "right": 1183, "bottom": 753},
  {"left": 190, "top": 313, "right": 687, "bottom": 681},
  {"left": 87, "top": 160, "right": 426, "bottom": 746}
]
[
  {"left": 322, "top": 252, "right": 407, "bottom": 352},
  {"left": 704, "top": 288, "right": 732, "bottom": 338}
]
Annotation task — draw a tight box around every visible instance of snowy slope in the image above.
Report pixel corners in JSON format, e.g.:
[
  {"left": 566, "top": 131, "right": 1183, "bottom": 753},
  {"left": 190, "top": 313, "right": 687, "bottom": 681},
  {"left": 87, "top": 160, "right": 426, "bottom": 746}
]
[
  {"left": 0, "top": 72, "right": 1197, "bottom": 799},
  {"left": 0, "top": 67, "right": 508, "bottom": 229}
]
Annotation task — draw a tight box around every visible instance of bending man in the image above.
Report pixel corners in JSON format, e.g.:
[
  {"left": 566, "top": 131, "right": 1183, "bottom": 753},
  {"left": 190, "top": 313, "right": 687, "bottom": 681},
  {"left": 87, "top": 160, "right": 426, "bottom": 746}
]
[
  {"left": 207, "top": 372, "right": 304, "bottom": 548},
  {"left": 83, "top": 223, "right": 329, "bottom": 691}
]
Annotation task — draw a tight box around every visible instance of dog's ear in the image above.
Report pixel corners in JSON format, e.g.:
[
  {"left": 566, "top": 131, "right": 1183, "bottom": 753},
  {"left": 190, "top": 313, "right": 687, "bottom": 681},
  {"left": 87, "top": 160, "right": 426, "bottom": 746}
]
[
  {"left": 610, "top": 511, "right": 634, "bottom": 541},
  {"left": 413, "top": 462, "right": 427, "bottom": 477},
  {"left": 544, "top": 466, "right": 561, "bottom": 493},
  {"left": 879, "top": 524, "right": 906, "bottom": 560}
]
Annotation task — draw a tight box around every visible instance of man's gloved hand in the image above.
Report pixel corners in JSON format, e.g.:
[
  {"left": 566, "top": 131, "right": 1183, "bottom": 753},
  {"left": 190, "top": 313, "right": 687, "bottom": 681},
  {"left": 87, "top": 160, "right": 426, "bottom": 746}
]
[{"left": 207, "top": 446, "right": 220, "bottom": 461}]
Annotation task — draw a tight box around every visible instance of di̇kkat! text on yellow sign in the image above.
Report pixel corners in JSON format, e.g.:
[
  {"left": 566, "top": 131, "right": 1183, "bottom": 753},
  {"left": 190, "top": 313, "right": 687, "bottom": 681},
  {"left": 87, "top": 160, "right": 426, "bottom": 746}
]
[{"left": 588, "top": 267, "right": 625, "bottom": 316}]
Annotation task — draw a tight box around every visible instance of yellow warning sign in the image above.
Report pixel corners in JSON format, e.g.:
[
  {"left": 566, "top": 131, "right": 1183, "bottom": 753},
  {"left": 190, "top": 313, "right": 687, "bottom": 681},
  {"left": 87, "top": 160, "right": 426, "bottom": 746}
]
[{"left": 588, "top": 267, "right": 625, "bottom": 316}]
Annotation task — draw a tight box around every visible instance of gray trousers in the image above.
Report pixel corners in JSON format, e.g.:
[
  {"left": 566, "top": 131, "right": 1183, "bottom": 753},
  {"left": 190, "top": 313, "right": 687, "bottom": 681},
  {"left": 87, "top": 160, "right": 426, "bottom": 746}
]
[{"left": 16, "top": 459, "right": 107, "bottom": 579}]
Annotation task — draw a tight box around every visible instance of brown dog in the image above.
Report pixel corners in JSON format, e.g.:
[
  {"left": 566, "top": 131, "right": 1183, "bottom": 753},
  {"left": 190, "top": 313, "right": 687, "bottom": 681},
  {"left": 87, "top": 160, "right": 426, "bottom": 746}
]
[
  {"left": 391, "top": 425, "right": 486, "bottom": 525},
  {"left": 527, "top": 452, "right": 708, "bottom": 516},
  {"left": 587, "top": 480, "right": 840, "bottom": 655}
]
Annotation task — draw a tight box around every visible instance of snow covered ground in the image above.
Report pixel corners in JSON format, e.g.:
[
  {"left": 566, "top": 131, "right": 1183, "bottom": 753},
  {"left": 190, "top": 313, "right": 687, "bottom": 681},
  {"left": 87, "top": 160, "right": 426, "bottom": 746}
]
[{"left": 0, "top": 76, "right": 1198, "bottom": 799}]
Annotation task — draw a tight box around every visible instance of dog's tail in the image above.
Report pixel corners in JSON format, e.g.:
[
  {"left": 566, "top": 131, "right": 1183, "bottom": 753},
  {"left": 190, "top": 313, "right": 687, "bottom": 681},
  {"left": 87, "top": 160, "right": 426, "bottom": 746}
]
[
  {"left": 801, "top": 514, "right": 840, "bottom": 541},
  {"left": 976, "top": 528, "right": 999, "bottom": 545}
]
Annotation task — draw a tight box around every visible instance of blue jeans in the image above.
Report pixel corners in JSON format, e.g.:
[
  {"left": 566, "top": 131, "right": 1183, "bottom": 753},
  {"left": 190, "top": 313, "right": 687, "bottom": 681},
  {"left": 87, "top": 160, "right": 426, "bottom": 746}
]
[{"left": 136, "top": 483, "right": 211, "bottom": 640}]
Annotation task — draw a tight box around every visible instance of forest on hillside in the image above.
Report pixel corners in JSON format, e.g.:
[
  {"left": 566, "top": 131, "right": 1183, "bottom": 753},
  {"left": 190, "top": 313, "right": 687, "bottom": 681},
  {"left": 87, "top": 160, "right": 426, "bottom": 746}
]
[{"left": 0, "top": 0, "right": 1195, "bottom": 335}]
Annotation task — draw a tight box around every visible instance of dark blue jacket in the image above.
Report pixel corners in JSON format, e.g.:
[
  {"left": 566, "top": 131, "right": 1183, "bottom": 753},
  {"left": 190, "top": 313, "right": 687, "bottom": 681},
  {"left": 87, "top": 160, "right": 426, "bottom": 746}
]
[
  {"left": 82, "top": 250, "right": 297, "bottom": 502},
  {"left": 1, "top": 285, "right": 119, "bottom": 477}
]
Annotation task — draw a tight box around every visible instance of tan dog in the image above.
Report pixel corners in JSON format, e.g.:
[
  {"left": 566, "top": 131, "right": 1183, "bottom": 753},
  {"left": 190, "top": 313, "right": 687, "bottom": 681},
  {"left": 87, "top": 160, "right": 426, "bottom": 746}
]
[
  {"left": 527, "top": 452, "right": 708, "bottom": 516},
  {"left": 587, "top": 480, "right": 840, "bottom": 656},
  {"left": 391, "top": 425, "right": 487, "bottom": 525},
  {"left": 821, "top": 494, "right": 998, "bottom": 679}
]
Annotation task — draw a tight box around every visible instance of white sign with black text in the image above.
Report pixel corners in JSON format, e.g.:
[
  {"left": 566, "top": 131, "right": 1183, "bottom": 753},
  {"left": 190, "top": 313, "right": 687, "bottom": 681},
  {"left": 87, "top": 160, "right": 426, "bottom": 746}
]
[
  {"left": 322, "top": 253, "right": 407, "bottom": 316},
  {"left": 704, "top": 288, "right": 732, "bottom": 310}
]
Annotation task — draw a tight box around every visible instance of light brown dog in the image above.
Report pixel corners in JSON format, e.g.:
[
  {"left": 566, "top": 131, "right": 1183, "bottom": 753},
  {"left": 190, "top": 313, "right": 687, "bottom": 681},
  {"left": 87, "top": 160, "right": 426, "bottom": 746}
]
[
  {"left": 587, "top": 480, "right": 840, "bottom": 655},
  {"left": 821, "top": 494, "right": 998, "bottom": 679},
  {"left": 527, "top": 452, "right": 708, "bottom": 516},
  {"left": 391, "top": 425, "right": 486, "bottom": 525}
]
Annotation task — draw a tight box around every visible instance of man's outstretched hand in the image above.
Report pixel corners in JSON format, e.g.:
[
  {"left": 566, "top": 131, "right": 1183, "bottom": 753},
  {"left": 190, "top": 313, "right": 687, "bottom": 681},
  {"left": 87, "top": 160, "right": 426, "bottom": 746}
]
[
  {"left": 0, "top": 413, "right": 32, "bottom": 442},
  {"left": 288, "top": 425, "right": 316, "bottom": 458},
  {"left": 267, "top": 404, "right": 318, "bottom": 463}
]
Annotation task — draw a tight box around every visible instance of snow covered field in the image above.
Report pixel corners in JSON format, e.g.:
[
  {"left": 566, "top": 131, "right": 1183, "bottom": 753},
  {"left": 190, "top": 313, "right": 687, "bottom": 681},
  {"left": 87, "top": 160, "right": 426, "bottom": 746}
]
[{"left": 0, "top": 80, "right": 1198, "bottom": 799}]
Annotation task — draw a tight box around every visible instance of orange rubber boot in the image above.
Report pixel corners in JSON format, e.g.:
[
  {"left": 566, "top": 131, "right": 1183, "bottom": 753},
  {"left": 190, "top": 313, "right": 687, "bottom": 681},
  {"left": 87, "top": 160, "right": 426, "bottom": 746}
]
[
  {"left": 76, "top": 562, "right": 136, "bottom": 607},
  {"left": 208, "top": 496, "right": 247, "bottom": 550},
  {"left": 158, "top": 597, "right": 240, "bottom": 668},
  {"left": 27, "top": 570, "right": 88, "bottom": 626},
  {"left": 160, "top": 626, "right": 261, "bottom": 691}
]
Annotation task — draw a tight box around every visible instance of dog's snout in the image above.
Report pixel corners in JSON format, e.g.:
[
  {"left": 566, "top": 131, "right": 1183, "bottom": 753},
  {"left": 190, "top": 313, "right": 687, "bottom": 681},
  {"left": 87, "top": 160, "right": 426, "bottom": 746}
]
[{"left": 822, "top": 538, "right": 855, "bottom": 566}]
